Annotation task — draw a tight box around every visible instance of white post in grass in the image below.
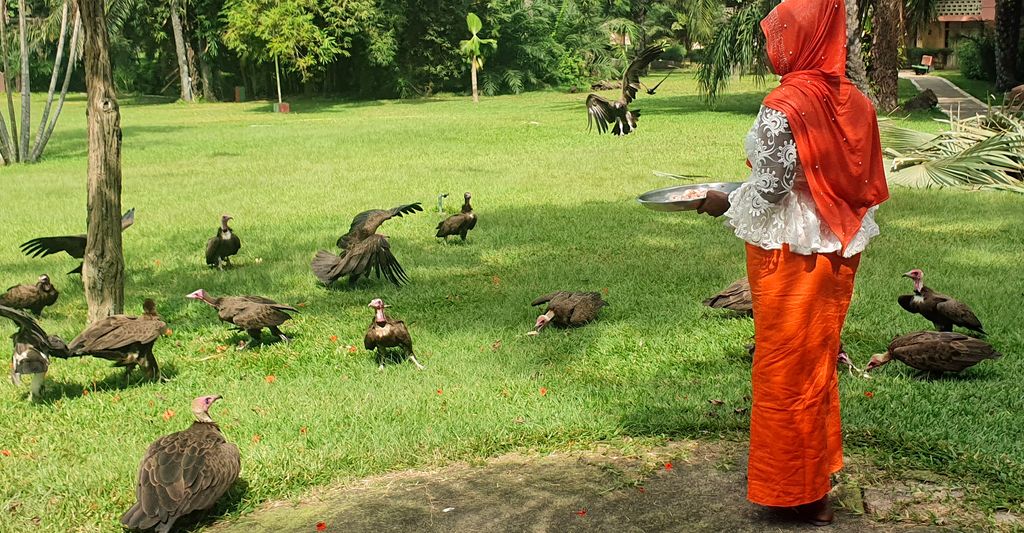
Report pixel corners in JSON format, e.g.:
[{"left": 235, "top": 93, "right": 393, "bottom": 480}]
[{"left": 274, "top": 55, "right": 283, "bottom": 105}]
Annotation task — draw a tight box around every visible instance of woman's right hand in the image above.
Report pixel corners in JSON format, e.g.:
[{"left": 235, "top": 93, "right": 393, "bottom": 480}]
[{"left": 696, "top": 190, "right": 731, "bottom": 217}]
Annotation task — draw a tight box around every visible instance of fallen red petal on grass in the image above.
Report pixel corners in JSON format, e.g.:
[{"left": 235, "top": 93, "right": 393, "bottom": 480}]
[
  {"left": 265, "top": 375, "right": 277, "bottom": 383},
  {"left": 1, "top": 450, "right": 10, "bottom": 457},
  {"left": 575, "top": 509, "right": 587, "bottom": 517},
  {"left": 82, "top": 389, "right": 89, "bottom": 396},
  {"left": 216, "top": 345, "right": 228, "bottom": 353},
  {"left": 636, "top": 486, "right": 646, "bottom": 493},
  {"left": 111, "top": 394, "right": 121, "bottom": 403},
  {"left": 300, "top": 426, "right": 308, "bottom": 435},
  {"left": 161, "top": 409, "right": 175, "bottom": 421},
  {"left": 164, "top": 328, "right": 173, "bottom": 336},
  {"left": 602, "top": 287, "right": 609, "bottom": 295},
  {"left": 436, "top": 389, "right": 443, "bottom": 395},
  {"left": 297, "top": 302, "right": 308, "bottom": 308},
  {"left": 491, "top": 275, "right": 501, "bottom": 286},
  {"left": 539, "top": 387, "right": 548, "bottom": 396},
  {"left": 316, "top": 522, "right": 327, "bottom": 531},
  {"left": 864, "top": 391, "right": 875, "bottom": 398},
  {"left": 154, "top": 259, "right": 162, "bottom": 266},
  {"left": 252, "top": 434, "right": 262, "bottom": 443},
  {"left": 347, "top": 345, "right": 357, "bottom": 354},
  {"left": 664, "top": 462, "right": 673, "bottom": 471},
  {"left": 329, "top": 335, "right": 338, "bottom": 343}
]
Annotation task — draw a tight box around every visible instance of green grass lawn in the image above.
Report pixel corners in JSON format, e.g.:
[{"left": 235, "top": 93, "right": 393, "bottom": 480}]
[
  {"left": 0, "top": 73, "right": 1021, "bottom": 531},
  {"left": 932, "top": 70, "right": 1001, "bottom": 104}
]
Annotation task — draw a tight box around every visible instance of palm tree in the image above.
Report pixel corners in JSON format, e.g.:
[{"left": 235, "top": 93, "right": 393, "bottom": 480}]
[
  {"left": 459, "top": 12, "right": 496, "bottom": 103},
  {"left": 994, "top": 0, "right": 1022, "bottom": 91},
  {"left": 870, "top": 0, "right": 903, "bottom": 111}
]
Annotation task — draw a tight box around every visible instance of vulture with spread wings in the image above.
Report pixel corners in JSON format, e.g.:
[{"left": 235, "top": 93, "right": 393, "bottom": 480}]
[
  {"left": 312, "top": 202, "right": 422, "bottom": 287},
  {"left": 20, "top": 209, "right": 135, "bottom": 274},
  {"left": 586, "top": 43, "right": 667, "bottom": 136}
]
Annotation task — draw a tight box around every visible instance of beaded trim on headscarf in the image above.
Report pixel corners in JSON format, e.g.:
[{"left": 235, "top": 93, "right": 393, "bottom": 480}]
[{"left": 762, "top": 9, "right": 789, "bottom": 75}]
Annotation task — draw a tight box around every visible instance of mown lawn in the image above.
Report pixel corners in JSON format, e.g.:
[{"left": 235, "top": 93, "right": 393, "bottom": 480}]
[{"left": 0, "top": 73, "right": 1021, "bottom": 532}]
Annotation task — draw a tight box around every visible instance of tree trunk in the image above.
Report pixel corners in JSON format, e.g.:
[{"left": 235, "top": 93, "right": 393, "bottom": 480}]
[
  {"left": 80, "top": 0, "right": 124, "bottom": 322},
  {"left": 17, "top": 0, "right": 29, "bottom": 158},
  {"left": 198, "top": 37, "right": 216, "bottom": 101},
  {"left": 471, "top": 56, "right": 479, "bottom": 103},
  {"left": 995, "top": 0, "right": 1022, "bottom": 91},
  {"left": 870, "top": 0, "right": 902, "bottom": 111},
  {"left": 28, "top": 1, "right": 68, "bottom": 163},
  {"left": 0, "top": 0, "right": 18, "bottom": 162},
  {"left": 274, "top": 55, "right": 282, "bottom": 104},
  {"left": 845, "top": 0, "right": 873, "bottom": 99},
  {"left": 169, "top": 0, "right": 193, "bottom": 102},
  {"left": 31, "top": 10, "right": 79, "bottom": 162}
]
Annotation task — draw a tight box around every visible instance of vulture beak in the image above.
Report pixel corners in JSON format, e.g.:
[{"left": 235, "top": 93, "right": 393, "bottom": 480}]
[
  {"left": 122, "top": 208, "right": 136, "bottom": 229},
  {"left": 901, "top": 272, "right": 912, "bottom": 279},
  {"left": 185, "top": 289, "right": 205, "bottom": 300}
]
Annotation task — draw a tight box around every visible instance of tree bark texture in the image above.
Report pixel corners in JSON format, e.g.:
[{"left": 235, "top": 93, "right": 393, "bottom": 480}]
[
  {"left": 80, "top": 0, "right": 125, "bottom": 322},
  {"left": 29, "top": 1, "right": 68, "bottom": 163},
  {"left": 870, "top": 0, "right": 902, "bottom": 111},
  {"left": 198, "top": 37, "right": 216, "bottom": 101},
  {"left": 17, "top": 0, "right": 29, "bottom": 158},
  {"left": 845, "top": 0, "right": 873, "bottom": 100},
  {"left": 471, "top": 57, "right": 479, "bottom": 103},
  {"left": 995, "top": 0, "right": 1022, "bottom": 91},
  {"left": 0, "top": 0, "right": 18, "bottom": 162},
  {"left": 169, "top": 0, "right": 193, "bottom": 102}
]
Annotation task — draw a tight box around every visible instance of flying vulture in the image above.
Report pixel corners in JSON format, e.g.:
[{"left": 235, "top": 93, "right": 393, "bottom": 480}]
[
  {"left": 205, "top": 214, "right": 241, "bottom": 269},
  {"left": 866, "top": 331, "right": 1001, "bottom": 374},
  {"left": 0, "top": 274, "right": 59, "bottom": 316},
  {"left": 312, "top": 202, "right": 422, "bottom": 287},
  {"left": 0, "top": 304, "right": 70, "bottom": 401},
  {"left": 529, "top": 291, "right": 608, "bottom": 334},
  {"left": 365, "top": 298, "right": 423, "bottom": 370},
  {"left": 186, "top": 289, "right": 296, "bottom": 349},
  {"left": 20, "top": 208, "right": 135, "bottom": 275},
  {"left": 435, "top": 192, "right": 477, "bottom": 242},
  {"left": 68, "top": 299, "right": 166, "bottom": 382},
  {"left": 898, "top": 269, "right": 985, "bottom": 335},
  {"left": 585, "top": 43, "right": 667, "bottom": 136},
  {"left": 121, "top": 395, "right": 240, "bottom": 533}
]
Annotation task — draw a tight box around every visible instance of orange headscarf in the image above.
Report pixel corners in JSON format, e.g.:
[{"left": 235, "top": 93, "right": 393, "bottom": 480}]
[{"left": 759, "top": 0, "right": 888, "bottom": 252}]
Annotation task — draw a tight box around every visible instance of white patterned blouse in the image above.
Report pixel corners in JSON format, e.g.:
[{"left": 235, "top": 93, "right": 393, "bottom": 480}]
[{"left": 723, "top": 105, "right": 879, "bottom": 258}]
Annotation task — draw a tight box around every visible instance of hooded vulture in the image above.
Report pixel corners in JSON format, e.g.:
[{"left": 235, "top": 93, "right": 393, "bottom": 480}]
[
  {"left": 702, "top": 277, "right": 752, "bottom": 316},
  {"left": 205, "top": 214, "right": 241, "bottom": 269},
  {"left": 898, "top": 269, "right": 985, "bottom": 335},
  {"left": 20, "top": 208, "right": 135, "bottom": 275},
  {"left": 312, "top": 202, "right": 422, "bottom": 287},
  {"left": 186, "top": 289, "right": 296, "bottom": 349},
  {"left": 529, "top": 291, "right": 608, "bottom": 333},
  {"left": 586, "top": 43, "right": 667, "bottom": 136},
  {"left": 435, "top": 192, "right": 477, "bottom": 242},
  {"left": 0, "top": 304, "right": 70, "bottom": 401},
  {"left": 68, "top": 299, "right": 166, "bottom": 382},
  {"left": 365, "top": 298, "right": 423, "bottom": 370},
  {"left": 866, "top": 331, "right": 1001, "bottom": 374},
  {"left": 0, "top": 274, "right": 59, "bottom": 316}
]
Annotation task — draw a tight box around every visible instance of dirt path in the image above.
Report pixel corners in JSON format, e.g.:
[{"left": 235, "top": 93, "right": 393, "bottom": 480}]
[{"left": 206, "top": 440, "right": 1008, "bottom": 532}]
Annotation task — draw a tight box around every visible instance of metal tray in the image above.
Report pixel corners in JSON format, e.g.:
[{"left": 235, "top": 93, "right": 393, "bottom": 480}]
[{"left": 637, "top": 182, "right": 743, "bottom": 212}]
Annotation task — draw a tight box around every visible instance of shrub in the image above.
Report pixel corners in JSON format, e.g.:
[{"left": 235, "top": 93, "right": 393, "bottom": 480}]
[
  {"left": 906, "top": 47, "right": 952, "bottom": 69},
  {"left": 956, "top": 35, "right": 995, "bottom": 81}
]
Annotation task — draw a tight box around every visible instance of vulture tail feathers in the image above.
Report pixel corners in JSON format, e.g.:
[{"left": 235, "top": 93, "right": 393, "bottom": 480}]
[{"left": 311, "top": 251, "right": 344, "bottom": 285}]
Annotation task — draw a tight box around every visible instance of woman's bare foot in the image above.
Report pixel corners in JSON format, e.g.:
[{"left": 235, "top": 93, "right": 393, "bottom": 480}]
[{"left": 795, "top": 494, "right": 834, "bottom": 526}]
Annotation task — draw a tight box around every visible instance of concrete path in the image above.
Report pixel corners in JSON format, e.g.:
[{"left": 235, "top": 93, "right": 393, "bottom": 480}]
[
  {"left": 901, "top": 71, "right": 989, "bottom": 119},
  {"left": 203, "top": 440, "right": 1000, "bottom": 533}
]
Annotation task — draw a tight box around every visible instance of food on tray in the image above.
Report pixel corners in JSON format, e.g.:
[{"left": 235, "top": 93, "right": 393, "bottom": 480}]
[{"left": 669, "top": 188, "right": 708, "bottom": 202}]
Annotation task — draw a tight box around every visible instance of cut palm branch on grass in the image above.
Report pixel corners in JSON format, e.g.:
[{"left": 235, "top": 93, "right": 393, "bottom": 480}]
[
  {"left": 879, "top": 108, "right": 1024, "bottom": 193},
  {"left": 652, "top": 170, "right": 711, "bottom": 180}
]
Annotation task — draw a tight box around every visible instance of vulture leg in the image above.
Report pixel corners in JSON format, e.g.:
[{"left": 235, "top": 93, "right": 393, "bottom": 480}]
[
  {"left": 460, "top": 231, "right": 468, "bottom": 242},
  {"left": 224, "top": 256, "right": 232, "bottom": 267},
  {"left": 238, "top": 329, "right": 263, "bottom": 350},
  {"left": 376, "top": 348, "right": 385, "bottom": 371},
  {"left": 216, "top": 258, "right": 224, "bottom": 271},
  {"left": 408, "top": 354, "right": 425, "bottom": 370},
  {"left": 269, "top": 326, "right": 291, "bottom": 343},
  {"left": 140, "top": 345, "right": 163, "bottom": 382},
  {"left": 935, "top": 321, "right": 952, "bottom": 332}
]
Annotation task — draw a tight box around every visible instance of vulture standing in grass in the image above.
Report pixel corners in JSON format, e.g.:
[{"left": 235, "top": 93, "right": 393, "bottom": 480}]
[
  {"left": 435, "top": 192, "right": 477, "bottom": 242},
  {"left": 121, "top": 394, "right": 240, "bottom": 533},
  {"left": 529, "top": 291, "right": 607, "bottom": 333},
  {"left": 0, "top": 305, "right": 70, "bottom": 401},
  {"left": 585, "top": 43, "right": 667, "bottom": 136},
  {"left": 703, "top": 277, "right": 751, "bottom": 316},
  {"left": 898, "top": 269, "right": 985, "bottom": 335},
  {"left": 20, "top": 208, "right": 135, "bottom": 275},
  {"left": 365, "top": 298, "right": 423, "bottom": 370},
  {"left": 186, "top": 289, "right": 296, "bottom": 348},
  {"left": 205, "top": 215, "right": 241, "bottom": 269},
  {"left": 68, "top": 299, "right": 166, "bottom": 382},
  {"left": 311, "top": 202, "right": 423, "bottom": 287},
  {"left": 865, "top": 331, "right": 1001, "bottom": 374},
  {"left": 0, "top": 274, "right": 59, "bottom": 316}
]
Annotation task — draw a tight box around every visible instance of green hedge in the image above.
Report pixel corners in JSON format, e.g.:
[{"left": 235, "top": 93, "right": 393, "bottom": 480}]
[
  {"left": 907, "top": 47, "right": 952, "bottom": 69},
  {"left": 955, "top": 37, "right": 995, "bottom": 81}
]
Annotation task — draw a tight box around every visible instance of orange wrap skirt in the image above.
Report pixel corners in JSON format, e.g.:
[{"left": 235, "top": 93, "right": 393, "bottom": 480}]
[{"left": 745, "top": 243, "right": 861, "bottom": 507}]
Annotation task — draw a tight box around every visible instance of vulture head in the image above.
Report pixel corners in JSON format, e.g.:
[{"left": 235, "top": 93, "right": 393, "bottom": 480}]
[
  {"left": 220, "top": 214, "right": 233, "bottom": 229},
  {"left": 191, "top": 394, "right": 222, "bottom": 423},
  {"left": 12, "top": 348, "right": 48, "bottom": 401},
  {"left": 368, "top": 298, "right": 390, "bottom": 325},
  {"left": 533, "top": 311, "right": 555, "bottom": 332},
  {"left": 464, "top": 192, "right": 472, "bottom": 200},
  {"left": 865, "top": 351, "right": 893, "bottom": 372},
  {"left": 186, "top": 289, "right": 212, "bottom": 305},
  {"left": 902, "top": 268, "right": 925, "bottom": 292},
  {"left": 121, "top": 208, "right": 136, "bottom": 230},
  {"left": 37, "top": 274, "right": 51, "bottom": 288}
]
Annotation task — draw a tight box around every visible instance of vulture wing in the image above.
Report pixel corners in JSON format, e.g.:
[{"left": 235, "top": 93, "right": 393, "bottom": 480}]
[
  {"left": 585, "top": 94, "right": 614, "bottom": 134},
  {"left": 531, "top": 291, "right": 566, "bottom": 307},
  {"left": 70, "top": 316, "right": 165, "bottom": 353},
  {"left": 314, "top": 234, "right": 408, "bottom": 287},
  {"left": 890, "top": 331, "right": 1000, "bottom": 372},
  {"left": 934, "top": 297, "right": 985, "bottom": 333},
  {"left": 703, "top": 277, "right": 752, "bottom": 314},
  {"left": 20, "top": 234, "right": 87, "bottom": 259},
  {"left": 0, "top": 305, "right": 50, "bottom": 346},
  {"left": 121, "top": 424, "right": 240, "bottom": 532},
  {"left": 204, "top": 236, "right": 221, "bottom": 266},
  {"left": 568, "top": 293, "right": 607, "bottom": 325},
  {"left": 338, "top": 203, "right": 424, "bottom": 249},
  {"left": 231, "top": 304, "right": 292, "bottom": 329},
  {"left": 0, "top": 285, "right": 38, "bottom": 309},
  {"left": 897, "top": 294, "right": 918, "bottom": 313},
  {"left": 620, "top": 43, "right": 667, "bottom": 105},
  {"left": 435, "top": 213, "right": 475, "bottom": 238}
]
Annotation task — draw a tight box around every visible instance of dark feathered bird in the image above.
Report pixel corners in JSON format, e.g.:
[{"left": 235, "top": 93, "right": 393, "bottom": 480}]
[
  {"left": 186, "top": 289, "right": 296, "bottom": 349},
  {"left": 529, "top": 291, "right": 607, "bottom": 333},
  {"left": 0, "top": 304, "right": 70, "bottom": 400},
  {"left": 68, "top": 299, "right": 166, "bottom": 382},
  {"left": 435, "top": 192, "right": 477, "bottom": 242},
  {"left": 0, "top": 274, "right": 59, "bottom": 316},
  {"left": 642, "top": 67, "right": 676, "bottom": 95},
  {"left": 703, "top": 277, "right": 751, "bottom": 316},
  {"left": 312, "top": 202, "right": 421, "bottom": 287},
  {"left": 866, "top": 331, "right": 1001, "bottom": 374},
  {"left": 585, "top": 43, "right": 667, "bottom": 136},
  {"left": 121, "top": 395, "right": 240, "bottom": 533},
  {"left": 898, "top": 269, "right": 985, "bottom": 335},
  {"left": 365, "top": 298, "right": 423, "bottom": 370},
  {"left": 205, "top": 214, "right": 241, "bottom": 269},
  {"left": 20, "top": 208, "right": 135, "bottom": 275}
]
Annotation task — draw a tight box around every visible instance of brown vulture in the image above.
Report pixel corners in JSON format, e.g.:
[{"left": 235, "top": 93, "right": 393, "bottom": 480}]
[
  {"left": 435, "top": 192, "right": 477, "bottom": 242},
  {"left": 312, "top": 202, "right": 422, "bottom": 287},
  {"left": 68, "top": 299, "right": 166, "bottom": 382},
  {"left": 0, "top": 304, "right": 70, "bottom": 401},
  {"left": 205, "top": 214, "right": 241, "bottom": 269},
  {"left": 585, "top": 43, "right": 667, "bottom": 136},
  {"left": 898, "top": 269, "right": 985, "bottom": 335},
  {"left": 186, "top": 289, "right": 296, "bottom": 349},
  {"left": 866, "top": 331, "right": 1001, "bottom": 374},
  {"left": 0, "top": 274, "right": 59, "bottom": 316},
  {"left": 121, "top": 395, "right": 240, "bottom": 533},
  {"left": 365, "top": 298, "right": 423, "bottom": 370},
  {"left": 702, "top": 277, "right": 752, "bottom": 316},
  {"left": 19, "top": 208, "right": 135, "bottom": 275},
  {"left": 529, "top": 291, "right": 608, "bottom": 333}
]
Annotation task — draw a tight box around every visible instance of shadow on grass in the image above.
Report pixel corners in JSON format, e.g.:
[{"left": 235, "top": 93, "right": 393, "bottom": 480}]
[{"left": 40, "top": 360, "right": 181, "bottom": 402}]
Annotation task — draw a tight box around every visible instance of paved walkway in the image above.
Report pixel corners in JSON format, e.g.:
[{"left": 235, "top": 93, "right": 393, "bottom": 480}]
[
  {"left": 900, "top": 71, "right": 989, "bottom": 119},
  {"left": 203, "top": 440, "right": 997, "bottom": 533}
]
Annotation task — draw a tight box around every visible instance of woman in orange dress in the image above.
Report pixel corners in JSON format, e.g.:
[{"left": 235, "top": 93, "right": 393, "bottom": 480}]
[{"left": 697, "top": 0, "right": 889, "bottom": 525}]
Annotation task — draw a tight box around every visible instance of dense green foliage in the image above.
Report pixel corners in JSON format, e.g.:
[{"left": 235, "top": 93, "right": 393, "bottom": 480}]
[
  {"left": 956, "top": 35, "right": 997, "bottom": 82},
  {"left": 1, "top": 74, "right": 1021, "bottom": 531}
]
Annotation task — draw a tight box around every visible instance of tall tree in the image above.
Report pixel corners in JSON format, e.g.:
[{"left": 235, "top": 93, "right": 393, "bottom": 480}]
[
  {"left": 845, "top": 0, "right": 871, "bottom": 98},
  {"left": 0, "top": 0, "right": 16, "bottom": 163},
  {"left": 169, "top": 0, "right": 194, "bottom": 102},
  {"left": 995, "top": 0, "right": 1022, "bottom": 91},
  {"left": 30, "top": 8, "right": 80, "bottom": 162},
  {"left": 80, "top": 0, "right": 125, "bottom": 322},
  {"left": 459, "top": 12, "right": 496, "bottom": 103},
  {"left": 17, "top": 0, "right": 29, "bottom": 157},
  {"left": 870, "top": 0, "right": 903, "bottom": 111}
]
